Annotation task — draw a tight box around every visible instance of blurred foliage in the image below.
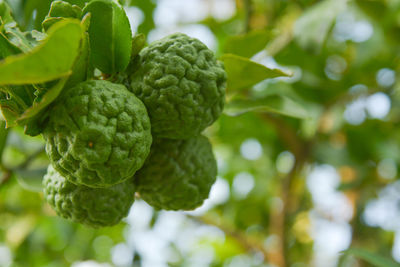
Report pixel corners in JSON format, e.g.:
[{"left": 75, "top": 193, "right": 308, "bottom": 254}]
[{"left": 0, "top": 0, "right": 400, "bottom": 267}]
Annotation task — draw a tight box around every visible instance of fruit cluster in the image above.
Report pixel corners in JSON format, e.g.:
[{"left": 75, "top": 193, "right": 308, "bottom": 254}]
[{"left": 42, "top": 33, "right": 226, "bottom": 228}]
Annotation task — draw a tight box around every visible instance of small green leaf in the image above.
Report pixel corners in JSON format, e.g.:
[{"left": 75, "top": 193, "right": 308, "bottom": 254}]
[
  {"left": 224, "top": 95, "right": 309, "bottom": 119},
  {"left": 294, "top": 0, "right": 347, "bottom": 53},
  {"left": 224, "top": 30, "right": 271, "bottom": 58},
  {"left": 42, "top": 1, "right": 82, "bottom": 31},
  {"left": 0, "top": 0, "right": 13, "bottom": 25},
  {"left": 47, "top": 0, "right": 81, "bottom": 18},
  {"left": 220, "top": 54, "right": 291, "bottom": 91},
  {"left": 17, "top": 77, "right": 68, "bottom": 135},
  {"left": 0, "top": 96, "right": 20, "bottom": 127},
  {"left": 0, "top": 84, "right": 36, "bottom": 128},
  {"left": 122, "top": 33, "right": 146, "bottom": 77},
  {"left": 342, "top": 248, "right": 400, "bottom": 267},
  {"left": 131, "top": 33, "right": 146, "bottom": 58},
  {"left": 82, "top": 0, "right": 132, "bottom": 74},
  {"left": 0, "top": 19, "right": 83, "bottom": 85},
  {"left": 0, "top": 32, "right": 21, "bottom": 59},
  {"left": 2, "top": 22, "right": 37, "bottom": 53}
]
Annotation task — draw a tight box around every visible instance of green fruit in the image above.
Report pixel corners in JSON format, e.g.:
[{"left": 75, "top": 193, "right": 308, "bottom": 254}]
[
  {"left": 43, "top": 80, "right": 152, "bottom": 188},
  {"left": 43, "top": 165, "right": 135, "bottom": 228},
  {"left": 134, "top": 135, "right": 217, "bottom": 211},
  {"left": 128, "top": 33, "right": 226, "bottom": 139}
]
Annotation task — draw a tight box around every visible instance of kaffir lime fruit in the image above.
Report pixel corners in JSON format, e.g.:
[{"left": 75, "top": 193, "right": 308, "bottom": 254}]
[
  {"left": 134, "top": 135, "right": 217, "bottom": 210},
  {"left": 43, "top": 80, "right": 152, "bottom": 188},
  {"left": 43, "top": 165, "right": 135, "bottom": 228},
  {"left": 128, "top": 33, "right": 226, "bottom": 139}
]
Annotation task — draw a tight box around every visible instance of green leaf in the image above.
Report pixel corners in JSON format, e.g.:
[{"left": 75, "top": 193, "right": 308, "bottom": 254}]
[
  {"left": 82, "top": 0, "right": 132, "bottom": 74},
  {"left": 0, "top": 32, "right": 21, "bottom": 59},
  {"left": 224, "top": 95, "right": 309, "bottom": 119},
  {"left": 22, "top": 0, "right": 53, "bottom": 30},
  {"left": 131, "top": 33, "right": 146, "bottom": 58},
  {"left": 42, "top": 1, "right": 82, "bottom": 31},
  {"left": 224, "top": 30, "right": 271, "bottom": 58},
  {"left": 0, "top": 120, "right": 8, "bottom": 164},
  {"left": 0, "top": 19, "right": 83, "bottom": 85},
  {"left": 0, "top": 84, "right": 35, "bottom": 128},
  {"left": 293, "top": 0, "right": 347, "bottom": 53},
  {"left": 2, "top": 23, "right": 39, "bottom": 53},
  {"left": 342, "top": 248, "right": 400, "bottom": 267},
  {"left": 64, "top": 0, "right": 89, "bottom": 8},
  {"left": 0, "top": 94, "right": 21, "bottom": 127},
  {"left": 0, "top": 0, "right": 13, "bottom": 25},
  {"left": 220, "top": 54, "right": 291, "bottom": 91},
  {"left": 17, "top": 77, "right": 68, "bottom": 136},
  {"left": 63, "top": 14, "right": 91, "bottom": 88},
  {"left": 47, "top": 1, "right": 81, "bottom": 18}
]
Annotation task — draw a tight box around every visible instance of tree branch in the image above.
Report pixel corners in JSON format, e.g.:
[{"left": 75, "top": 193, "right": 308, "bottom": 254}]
[
  {"left": 244, "top": 0, "right": 253, "bottom": 33},
  {"left": 260, "top": 113, "right": 311, "bottom": 267}
]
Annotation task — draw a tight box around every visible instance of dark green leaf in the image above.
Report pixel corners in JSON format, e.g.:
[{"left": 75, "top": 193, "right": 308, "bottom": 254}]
[
  {"left": 82, "top": 0, "right": 132, "bottom": 74},
  {"left": 220, "top": 54, "right": 291, "bottom": 91}
]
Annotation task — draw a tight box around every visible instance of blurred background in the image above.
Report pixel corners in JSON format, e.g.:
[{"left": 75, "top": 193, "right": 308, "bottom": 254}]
[{"left": 1, "top": 0, "right": 400, "bottom": 266}]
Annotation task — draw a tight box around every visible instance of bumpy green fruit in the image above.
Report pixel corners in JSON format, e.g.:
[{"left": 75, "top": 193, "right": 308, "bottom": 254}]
[
  {"left": 43, "top": 165, "right": 135, "bottom": 228},
  {"left": 128, "top": 33, "right": 226, "bottom": 139},
  {"left": 134, "top": 135, "right": 217, "bottom": 210},
  {"left": 43, "top": 80, "right": 152, "bottom": 188}
]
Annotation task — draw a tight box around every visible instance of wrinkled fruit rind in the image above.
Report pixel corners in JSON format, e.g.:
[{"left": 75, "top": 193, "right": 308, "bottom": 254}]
[
  {"left": 134, "top": 135, "right": 217, "bottom": 211},
  {"left": 129, "top": 33, "right": 226, "bottom": 139},
  {"left": 43, "top": 80, "right": 152, "bottom": 188},
  {"left": 43, "top": 165, "right": 135, "bottom": 228}
]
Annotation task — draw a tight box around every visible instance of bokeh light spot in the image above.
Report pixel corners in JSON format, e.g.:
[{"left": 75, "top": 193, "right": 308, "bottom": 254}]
[
  {"left": 377, "top": 158, "right": 397, "bottom": 180},
  {"left": 240, "top": 138, "right": 263, "bottom": 160},
  {"left": 111, "top": 243, "right": 133, "bottom": 267},
  {"left": 366, "top": 92, "right": 391, "bottom": 119},
  {"left": 276, "top": 151, "right": 295, "bottom": 174},
  {"left": 232, "top": 172, "right": 255, "bottom": 199},
  {"left": 376, "top": 68, "right": 396, "bottom": 87},
  {"left": 0, "top": 245, "right": 12, "bottom": 267}
]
